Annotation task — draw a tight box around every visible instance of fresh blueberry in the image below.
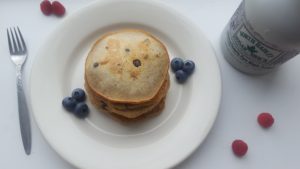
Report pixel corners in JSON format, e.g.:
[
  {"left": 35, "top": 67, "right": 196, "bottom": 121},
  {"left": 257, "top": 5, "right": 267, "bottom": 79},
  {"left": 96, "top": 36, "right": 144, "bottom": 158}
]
[
  {"left": 171, "top": 57, "right": 184, "bottom": 72},
  {"left": 175, "top": 70, "right": 188, "bottom": 83},
  {"left": 72, "top": 88, "right": 86, "bottom": 102},
  {"left": 182, "top": 60, "right": 195, "bottom": 75},
  {"left": 62, "top": 97, "right": 77, "bottom": 112},
  {"left": 74, "top": 102, "right": 89, "bottom": 118}
]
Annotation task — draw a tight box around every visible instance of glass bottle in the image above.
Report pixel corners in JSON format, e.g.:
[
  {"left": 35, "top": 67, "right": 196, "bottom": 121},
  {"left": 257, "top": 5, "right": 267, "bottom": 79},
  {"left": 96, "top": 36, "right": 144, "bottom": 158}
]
[{"left": 222, "top": 0, "right": 300, "bottom": 74}]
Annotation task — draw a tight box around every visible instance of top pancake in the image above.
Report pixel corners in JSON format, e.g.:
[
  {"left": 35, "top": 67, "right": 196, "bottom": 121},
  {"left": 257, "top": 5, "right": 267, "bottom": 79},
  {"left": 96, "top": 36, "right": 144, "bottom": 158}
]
[{"left": 85, "top": 29, "right": 170, "bottom": 103}]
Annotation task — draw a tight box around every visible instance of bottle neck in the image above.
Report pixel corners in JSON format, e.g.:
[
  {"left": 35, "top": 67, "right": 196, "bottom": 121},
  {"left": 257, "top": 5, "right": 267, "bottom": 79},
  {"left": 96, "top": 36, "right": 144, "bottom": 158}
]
[{"left": 245, "top": 0, "right": 300, "bottom": 49}]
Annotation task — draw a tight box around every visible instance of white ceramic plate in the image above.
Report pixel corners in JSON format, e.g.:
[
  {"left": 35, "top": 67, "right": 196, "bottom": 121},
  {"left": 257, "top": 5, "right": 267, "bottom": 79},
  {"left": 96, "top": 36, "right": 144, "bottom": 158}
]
[{"left": 29, "top": 0, "right": 221, "bottom": 168}]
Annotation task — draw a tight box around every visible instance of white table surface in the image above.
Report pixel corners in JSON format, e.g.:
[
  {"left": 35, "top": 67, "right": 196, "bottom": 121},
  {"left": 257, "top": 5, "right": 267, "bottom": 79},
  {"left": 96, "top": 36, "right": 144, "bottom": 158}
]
[{"left": 1, "top": 0, "right": 300, "bottom": 169}]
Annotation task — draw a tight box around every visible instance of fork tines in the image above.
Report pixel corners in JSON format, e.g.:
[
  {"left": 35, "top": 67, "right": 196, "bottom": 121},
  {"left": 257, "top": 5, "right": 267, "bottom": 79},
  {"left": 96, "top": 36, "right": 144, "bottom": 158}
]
[{"left": 7, "top": 27, "right": 27, "bottom": 54}]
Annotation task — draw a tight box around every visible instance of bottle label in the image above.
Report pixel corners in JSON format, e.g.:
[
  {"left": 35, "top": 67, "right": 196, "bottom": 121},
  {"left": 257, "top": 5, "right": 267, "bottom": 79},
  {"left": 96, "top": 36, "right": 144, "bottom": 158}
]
[{"left": 224, "top": 1, "right": 299, "bottom": 70}]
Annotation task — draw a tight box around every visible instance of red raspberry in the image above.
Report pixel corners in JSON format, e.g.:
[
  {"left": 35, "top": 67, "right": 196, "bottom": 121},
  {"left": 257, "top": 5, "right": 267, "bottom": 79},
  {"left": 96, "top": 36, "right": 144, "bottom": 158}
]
[
  {"left": 52, "top": 1, "right": 66, "bottom": 16},
  {"left": 232, "top": 139, "right": 248, "bottom": 157},
  {"left": 257, "top": 112, "right": 274, "bottom": 128},
  {"left": 40, "top": 0, "right": 52, "bottom": 15}
]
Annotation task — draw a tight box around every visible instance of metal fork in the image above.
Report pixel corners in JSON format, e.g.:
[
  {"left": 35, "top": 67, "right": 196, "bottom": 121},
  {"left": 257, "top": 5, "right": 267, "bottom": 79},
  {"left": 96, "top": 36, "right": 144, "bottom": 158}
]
[{"left": 7, "top": 27, "right": 31, "bottom": 155}]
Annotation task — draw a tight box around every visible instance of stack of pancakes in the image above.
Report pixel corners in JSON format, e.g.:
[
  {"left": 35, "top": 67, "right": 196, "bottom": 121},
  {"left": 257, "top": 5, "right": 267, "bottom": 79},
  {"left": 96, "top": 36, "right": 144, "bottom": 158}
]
[{"left": 84, "top": 29, "right": 170, "bottom": 119}]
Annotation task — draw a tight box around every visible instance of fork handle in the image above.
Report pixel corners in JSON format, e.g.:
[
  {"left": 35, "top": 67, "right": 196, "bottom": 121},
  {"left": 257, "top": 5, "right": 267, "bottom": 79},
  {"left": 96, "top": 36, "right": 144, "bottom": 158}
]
[{"left": 16, "top": 66, "right": 31, "bottom": 155}]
